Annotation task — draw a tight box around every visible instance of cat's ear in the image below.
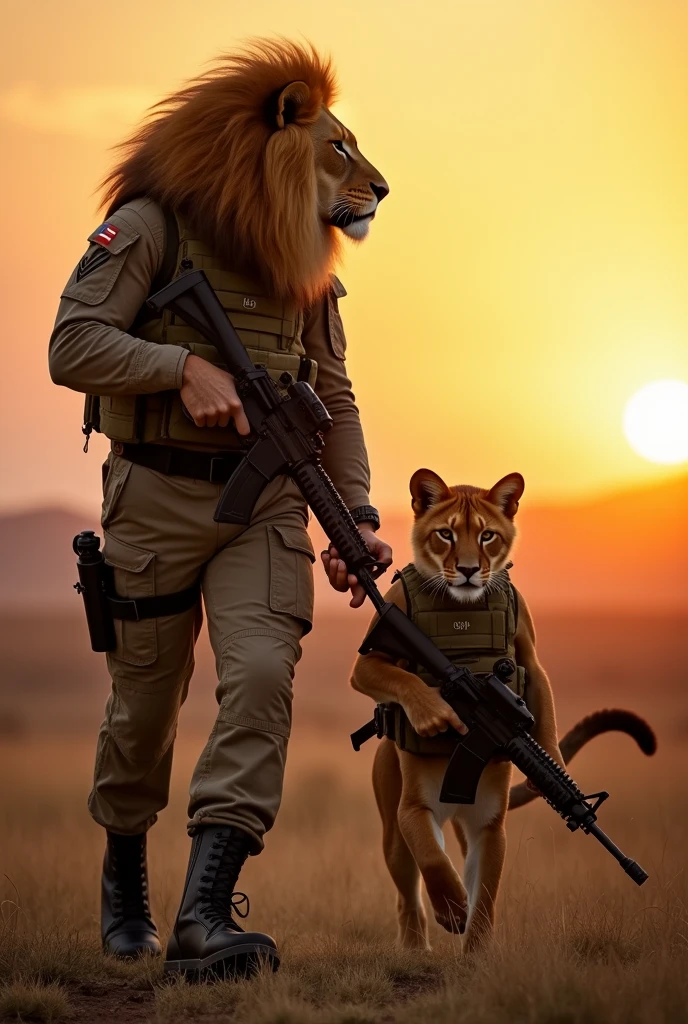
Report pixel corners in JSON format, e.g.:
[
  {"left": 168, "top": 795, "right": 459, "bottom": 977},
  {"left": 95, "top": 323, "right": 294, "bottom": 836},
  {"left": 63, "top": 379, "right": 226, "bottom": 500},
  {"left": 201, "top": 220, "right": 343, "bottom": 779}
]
[
  {"left": 410, "top": 469, "right": 452, "bottom": 517},
  {"left": 486, "top": 473, "right": 525, "bottom": 519}
]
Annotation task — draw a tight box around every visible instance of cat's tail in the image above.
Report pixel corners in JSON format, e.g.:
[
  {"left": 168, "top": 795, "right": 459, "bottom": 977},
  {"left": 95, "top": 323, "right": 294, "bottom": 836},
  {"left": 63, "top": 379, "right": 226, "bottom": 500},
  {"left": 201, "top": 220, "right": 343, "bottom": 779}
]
[{"left": 508, "top": 709, "right": 657, "bottom": 810}]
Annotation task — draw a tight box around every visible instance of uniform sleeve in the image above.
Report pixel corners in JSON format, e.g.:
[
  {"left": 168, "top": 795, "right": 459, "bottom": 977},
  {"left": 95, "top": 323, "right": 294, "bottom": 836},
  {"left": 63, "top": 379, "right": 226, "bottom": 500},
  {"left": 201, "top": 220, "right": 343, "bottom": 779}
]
[
  {"left": 48, "top": 199, "right": 188, "bottom": 395},
  {"left": 302, "top": 279, "right": 371, "bottom": 511}
]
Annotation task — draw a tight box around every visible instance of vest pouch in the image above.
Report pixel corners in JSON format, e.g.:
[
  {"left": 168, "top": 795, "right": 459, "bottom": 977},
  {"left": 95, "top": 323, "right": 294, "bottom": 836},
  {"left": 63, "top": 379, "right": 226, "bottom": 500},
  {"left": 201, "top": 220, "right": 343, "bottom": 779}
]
[
  {"left": 414, "top": 609, "right": 508, "bottom": 654},
  {"left": 98, "top": 395, "right": 149, "bottom": 443},
  {"left": 139, "top": 345, "right": 317, "bottom": 448},
  {"left": 392, "top": 704, "right": 460, "bottom": 757}
]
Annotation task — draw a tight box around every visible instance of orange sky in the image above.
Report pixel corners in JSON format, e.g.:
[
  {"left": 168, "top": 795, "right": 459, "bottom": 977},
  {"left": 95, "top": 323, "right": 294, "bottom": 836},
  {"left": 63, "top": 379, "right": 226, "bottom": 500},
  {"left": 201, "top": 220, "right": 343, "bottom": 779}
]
[{"left": 1, "top": 0, "right": 687, "bottom": 514}]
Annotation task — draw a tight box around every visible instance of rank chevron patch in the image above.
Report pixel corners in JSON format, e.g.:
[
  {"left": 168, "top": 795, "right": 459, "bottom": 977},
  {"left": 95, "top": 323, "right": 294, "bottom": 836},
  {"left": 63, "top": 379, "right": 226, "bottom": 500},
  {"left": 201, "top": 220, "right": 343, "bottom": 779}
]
[{"left": 76, "top": 246, "right": 112, "bottom": 282}]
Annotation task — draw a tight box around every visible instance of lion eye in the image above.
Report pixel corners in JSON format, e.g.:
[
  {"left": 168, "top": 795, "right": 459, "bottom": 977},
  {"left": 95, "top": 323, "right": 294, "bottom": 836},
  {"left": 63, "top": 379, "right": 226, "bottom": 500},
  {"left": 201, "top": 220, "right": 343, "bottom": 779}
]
[
  {"left": 438, "top": 529, "right": 453, "bottom": 541},
  {"left": 331, "top": 139, "right": 347, "bottom": 156},
  {"left": 481, "top": 530, "right": 496, "bottom": 542}
]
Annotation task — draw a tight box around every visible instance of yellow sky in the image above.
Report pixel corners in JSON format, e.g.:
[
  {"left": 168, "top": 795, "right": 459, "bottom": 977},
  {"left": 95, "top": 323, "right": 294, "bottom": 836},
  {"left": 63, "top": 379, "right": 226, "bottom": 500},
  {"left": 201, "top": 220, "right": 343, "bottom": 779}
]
[{"left": 1, "top": 0, "right": 687, "bottom": 513}]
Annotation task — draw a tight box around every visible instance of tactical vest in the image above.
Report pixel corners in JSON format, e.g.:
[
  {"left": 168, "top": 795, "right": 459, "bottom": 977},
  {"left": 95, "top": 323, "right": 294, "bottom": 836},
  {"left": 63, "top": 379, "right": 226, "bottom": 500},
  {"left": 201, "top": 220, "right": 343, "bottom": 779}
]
[
  {"left": 84, "top": 211, "right": 317, "bottom": 450},
  {"left": 385, "top": 563, "right": 526, "bottom": 756}
]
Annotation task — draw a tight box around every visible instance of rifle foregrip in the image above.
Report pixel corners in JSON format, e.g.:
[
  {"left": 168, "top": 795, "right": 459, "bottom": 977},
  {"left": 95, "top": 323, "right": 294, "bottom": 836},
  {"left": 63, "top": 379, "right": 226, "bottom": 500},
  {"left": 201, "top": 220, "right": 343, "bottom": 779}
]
[
  {"left": 506, "top": 732, "right": 585, "bottom": 818},
  {"left": 291, "top": 461, "right": 374, "bottom": 571}
]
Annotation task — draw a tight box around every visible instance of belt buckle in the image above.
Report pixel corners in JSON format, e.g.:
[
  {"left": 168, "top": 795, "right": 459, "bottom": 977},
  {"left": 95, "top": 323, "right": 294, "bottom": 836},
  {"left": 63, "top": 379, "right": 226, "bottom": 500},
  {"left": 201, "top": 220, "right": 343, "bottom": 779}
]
[{"left": 209, "top": 457, "right": 226, "bottom": 484}]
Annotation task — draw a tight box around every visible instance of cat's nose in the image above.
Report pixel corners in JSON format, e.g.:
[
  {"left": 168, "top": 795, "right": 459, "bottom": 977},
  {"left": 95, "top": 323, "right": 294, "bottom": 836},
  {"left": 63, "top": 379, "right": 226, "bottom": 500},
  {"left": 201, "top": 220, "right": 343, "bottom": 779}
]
[
  {"left": 371, "top": 180, "right": 389, "bottom": 202},
  {"left": 457, "top": 565, "right": 480, "bottom": 581}
]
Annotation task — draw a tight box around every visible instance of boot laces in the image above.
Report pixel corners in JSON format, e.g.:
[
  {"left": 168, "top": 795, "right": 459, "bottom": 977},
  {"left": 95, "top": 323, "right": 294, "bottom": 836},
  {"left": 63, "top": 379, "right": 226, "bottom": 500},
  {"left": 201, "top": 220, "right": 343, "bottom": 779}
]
[
  {"left": 197, "top": 831, "right": 250, "bottom": 929},
  {"left": 110, "top": 842, "right": 151, "bottom": 922}
]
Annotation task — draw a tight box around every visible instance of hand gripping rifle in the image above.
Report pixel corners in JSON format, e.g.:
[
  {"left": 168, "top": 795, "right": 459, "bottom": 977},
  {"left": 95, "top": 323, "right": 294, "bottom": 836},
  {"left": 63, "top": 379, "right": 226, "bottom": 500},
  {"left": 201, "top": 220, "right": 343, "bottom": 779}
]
[{"left": 148, "top": 270, "right": 648, "bottom": 887}]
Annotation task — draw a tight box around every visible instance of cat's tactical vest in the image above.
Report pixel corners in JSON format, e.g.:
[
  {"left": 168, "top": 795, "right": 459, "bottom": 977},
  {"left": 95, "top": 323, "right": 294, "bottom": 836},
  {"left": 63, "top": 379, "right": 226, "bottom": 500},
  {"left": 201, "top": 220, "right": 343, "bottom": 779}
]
[
  {"left": 382, "top": 563, "right": 526, "bottom": 756},
  {"left": 83, "top": 210, "right": 318, "bottom": 449}
]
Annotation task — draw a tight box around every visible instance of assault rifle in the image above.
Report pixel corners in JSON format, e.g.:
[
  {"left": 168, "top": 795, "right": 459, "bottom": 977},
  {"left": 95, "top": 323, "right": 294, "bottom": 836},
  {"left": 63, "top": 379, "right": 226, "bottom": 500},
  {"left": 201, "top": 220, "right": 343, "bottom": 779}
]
[{"left": 148, "top": 270, "right": 648, "bottom": 886}]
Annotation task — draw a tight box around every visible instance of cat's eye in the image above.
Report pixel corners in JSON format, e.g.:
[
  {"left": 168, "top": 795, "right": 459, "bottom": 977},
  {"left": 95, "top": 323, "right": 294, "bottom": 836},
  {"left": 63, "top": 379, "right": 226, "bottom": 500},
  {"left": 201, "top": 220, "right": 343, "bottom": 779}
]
[
  {"left": 481, "top": 530, "right": 496, "bottom": 542},
  {"left": 331, "top": 139, "right": 347, "bottom": 155},
  {"left": 438, "top": 528, "right": 453, "bottom": 541}
]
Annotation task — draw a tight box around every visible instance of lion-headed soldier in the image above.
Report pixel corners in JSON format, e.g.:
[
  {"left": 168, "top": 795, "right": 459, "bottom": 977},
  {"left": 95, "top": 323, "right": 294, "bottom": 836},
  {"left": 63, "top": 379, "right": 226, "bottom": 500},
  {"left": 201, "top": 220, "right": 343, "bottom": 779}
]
[{"left": 49, "top": 39, "right": 391, "bottom": 979}]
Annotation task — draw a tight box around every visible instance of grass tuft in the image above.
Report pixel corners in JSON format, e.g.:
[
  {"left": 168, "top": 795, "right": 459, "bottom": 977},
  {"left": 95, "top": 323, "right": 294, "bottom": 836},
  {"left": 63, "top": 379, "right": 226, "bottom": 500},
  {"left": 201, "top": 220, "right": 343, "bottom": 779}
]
[{"left": 0, "top": 980, "right": 70, "bottom": 1022}]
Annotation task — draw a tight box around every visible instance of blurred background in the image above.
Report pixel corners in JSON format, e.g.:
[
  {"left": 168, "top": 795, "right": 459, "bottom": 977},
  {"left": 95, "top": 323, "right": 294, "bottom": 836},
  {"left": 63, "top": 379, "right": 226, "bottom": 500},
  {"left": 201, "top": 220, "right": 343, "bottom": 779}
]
[{"left": 0, "top": 0, "right": 686, "bottom": 938}]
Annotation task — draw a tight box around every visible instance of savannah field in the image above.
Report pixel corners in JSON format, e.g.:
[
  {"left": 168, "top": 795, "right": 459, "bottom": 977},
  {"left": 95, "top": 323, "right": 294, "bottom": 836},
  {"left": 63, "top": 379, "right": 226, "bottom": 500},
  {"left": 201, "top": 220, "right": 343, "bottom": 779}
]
[{"left": 0, "top": 608, "right": 687, "bottom": 1024}]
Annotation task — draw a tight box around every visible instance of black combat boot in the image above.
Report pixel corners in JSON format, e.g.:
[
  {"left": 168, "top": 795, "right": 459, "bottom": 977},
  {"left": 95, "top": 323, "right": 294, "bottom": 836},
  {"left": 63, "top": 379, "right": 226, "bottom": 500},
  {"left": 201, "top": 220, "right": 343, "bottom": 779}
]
[
  {"left": 164, "top": 826, "right": 279, "bottom": 979},
  {"left": 101, "top": 831, "right": 161, "bottom": 958}
]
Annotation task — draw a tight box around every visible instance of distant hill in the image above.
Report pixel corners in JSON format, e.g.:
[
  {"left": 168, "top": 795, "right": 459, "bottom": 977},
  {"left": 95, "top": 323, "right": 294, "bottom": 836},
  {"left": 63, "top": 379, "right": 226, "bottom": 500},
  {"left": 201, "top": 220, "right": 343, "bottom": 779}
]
[
  {"left": 0, "top": 506, "right": 99, "bottom": 610},
  {"left": 0, "top": 475, "right": 686, "bottom": 611}
]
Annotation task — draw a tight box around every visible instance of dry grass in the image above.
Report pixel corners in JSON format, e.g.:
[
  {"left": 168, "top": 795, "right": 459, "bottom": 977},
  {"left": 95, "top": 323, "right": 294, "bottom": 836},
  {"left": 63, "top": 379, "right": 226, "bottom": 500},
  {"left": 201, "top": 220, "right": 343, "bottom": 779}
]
[
  {"left": 0, "top": 721, "right": 686, "bottom": 1023},
  {"left": 0, "top": 981, "right": 70, "bottom": 1022}
]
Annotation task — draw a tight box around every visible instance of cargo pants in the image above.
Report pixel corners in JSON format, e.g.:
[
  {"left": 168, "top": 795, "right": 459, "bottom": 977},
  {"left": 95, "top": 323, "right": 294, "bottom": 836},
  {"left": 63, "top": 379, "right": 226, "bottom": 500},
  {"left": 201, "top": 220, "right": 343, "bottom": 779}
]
[{"left": 88, "top": 453, "right": 315, "bottom": 852}]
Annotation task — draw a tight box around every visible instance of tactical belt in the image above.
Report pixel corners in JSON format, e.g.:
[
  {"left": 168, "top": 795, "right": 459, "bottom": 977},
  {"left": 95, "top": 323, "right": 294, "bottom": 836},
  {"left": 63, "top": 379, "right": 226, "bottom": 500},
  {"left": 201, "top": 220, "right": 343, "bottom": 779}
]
[
  {"left": 116, "top": 443, "right": 245, "bottom": 483},
  {"left": 107, "top": 580, "right": 201, "bottom": 622}
]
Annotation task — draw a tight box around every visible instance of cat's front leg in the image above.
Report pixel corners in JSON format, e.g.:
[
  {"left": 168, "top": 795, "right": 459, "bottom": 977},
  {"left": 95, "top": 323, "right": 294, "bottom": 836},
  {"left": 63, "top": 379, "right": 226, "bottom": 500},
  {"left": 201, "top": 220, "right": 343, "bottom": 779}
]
[{"left": 352, "top": 651, "right": 466, "bottom": 737}]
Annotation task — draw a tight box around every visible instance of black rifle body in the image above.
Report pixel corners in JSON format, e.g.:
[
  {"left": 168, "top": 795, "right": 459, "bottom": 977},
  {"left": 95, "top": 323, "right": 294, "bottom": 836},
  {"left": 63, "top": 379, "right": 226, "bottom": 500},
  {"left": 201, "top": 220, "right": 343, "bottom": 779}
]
[{"left": 148, "top": 270, "right": 647, "bottom": 887}]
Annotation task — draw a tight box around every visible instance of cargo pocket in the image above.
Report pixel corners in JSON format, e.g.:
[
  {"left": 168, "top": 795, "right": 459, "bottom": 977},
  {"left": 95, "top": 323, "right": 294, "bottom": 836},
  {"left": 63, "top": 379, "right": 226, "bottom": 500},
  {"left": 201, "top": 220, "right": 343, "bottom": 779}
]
[
  {"left": 104, "top": 533, "right": 157, "bottom": 666},
  {"left": 101, "top": 455, "right": 133, "bottom": 528},
  {"left": 267, "top": 524, "right": 316, "bottom": 633}
]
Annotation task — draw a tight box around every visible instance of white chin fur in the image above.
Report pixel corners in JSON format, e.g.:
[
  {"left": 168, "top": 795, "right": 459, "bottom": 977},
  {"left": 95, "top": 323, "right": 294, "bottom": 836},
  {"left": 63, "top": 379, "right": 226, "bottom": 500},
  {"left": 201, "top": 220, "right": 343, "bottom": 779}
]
[
  {"left": 447, "top": 584, "right": 486, "bottom": 603},
  {"left": 341, "top": 216, "right": 372, "bottom": 240}
]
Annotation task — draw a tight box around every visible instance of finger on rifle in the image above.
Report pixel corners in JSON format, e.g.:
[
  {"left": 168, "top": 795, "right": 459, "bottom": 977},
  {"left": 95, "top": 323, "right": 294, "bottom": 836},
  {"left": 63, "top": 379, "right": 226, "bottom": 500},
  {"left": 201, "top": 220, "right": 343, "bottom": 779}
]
[
  {"left": 376, "top": 540, "right": 393, "bottom": 565},
  {"left": 449, "top": 711, "right": 468, "bottom": 735},
  {"left": 329, "top": 557, "right": 348, "bottom": 591},
  {"left": 349, "top": 581, "right": 366, "bottom": 608},
  {"left": 233, "top": 404, "right": 251, "bottom": 436}
]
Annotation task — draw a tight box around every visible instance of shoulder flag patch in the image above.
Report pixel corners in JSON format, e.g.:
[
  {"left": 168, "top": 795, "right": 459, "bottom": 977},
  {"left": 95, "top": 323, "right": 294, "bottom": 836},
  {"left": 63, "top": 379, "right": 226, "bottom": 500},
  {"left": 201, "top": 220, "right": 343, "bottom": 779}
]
[{"left": 93, "top": 223, "right": 120, "bottom": 247}]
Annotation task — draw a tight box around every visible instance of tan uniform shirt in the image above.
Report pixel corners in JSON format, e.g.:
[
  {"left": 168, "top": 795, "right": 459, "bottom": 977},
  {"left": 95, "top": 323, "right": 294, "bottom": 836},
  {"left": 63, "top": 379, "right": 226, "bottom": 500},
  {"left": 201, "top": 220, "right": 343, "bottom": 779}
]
[{"left": 49, "top": 199, "right": 372, "bottom": 510}]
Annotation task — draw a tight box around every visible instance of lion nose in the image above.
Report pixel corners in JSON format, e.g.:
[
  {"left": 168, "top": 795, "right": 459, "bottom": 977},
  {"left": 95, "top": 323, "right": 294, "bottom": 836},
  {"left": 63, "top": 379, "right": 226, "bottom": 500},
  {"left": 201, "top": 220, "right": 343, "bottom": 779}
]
[
  {"left": 371, "top": 181, "right": 389, "bottom": 202},
  {"left": 457, "top": 565, "right": 480, "bottom": 581}
]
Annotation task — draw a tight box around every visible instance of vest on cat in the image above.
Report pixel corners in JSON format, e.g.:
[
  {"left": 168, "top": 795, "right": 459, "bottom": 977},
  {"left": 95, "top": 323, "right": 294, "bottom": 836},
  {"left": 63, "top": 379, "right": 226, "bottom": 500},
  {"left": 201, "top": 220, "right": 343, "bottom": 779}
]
[
  {"left": 83, "top": 209, "right": 317, "bottom": 449},
  {"left": 382, "top": 563, "right": 526, "bottom": 756}
]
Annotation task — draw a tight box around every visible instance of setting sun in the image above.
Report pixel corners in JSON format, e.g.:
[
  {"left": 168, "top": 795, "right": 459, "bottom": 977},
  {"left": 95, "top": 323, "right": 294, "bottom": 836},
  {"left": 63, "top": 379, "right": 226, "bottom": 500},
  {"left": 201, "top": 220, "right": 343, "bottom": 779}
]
[{"left": 623, "top": 379, "right": 688, "bottom": 465}]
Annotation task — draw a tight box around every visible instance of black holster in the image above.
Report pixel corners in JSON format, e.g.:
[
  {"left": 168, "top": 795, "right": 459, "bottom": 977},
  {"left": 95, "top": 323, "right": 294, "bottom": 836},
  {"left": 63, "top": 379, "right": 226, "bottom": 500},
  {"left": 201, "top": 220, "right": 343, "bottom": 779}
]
[{"left": 73, "top": 531, "right": 201, "bottom": 653}]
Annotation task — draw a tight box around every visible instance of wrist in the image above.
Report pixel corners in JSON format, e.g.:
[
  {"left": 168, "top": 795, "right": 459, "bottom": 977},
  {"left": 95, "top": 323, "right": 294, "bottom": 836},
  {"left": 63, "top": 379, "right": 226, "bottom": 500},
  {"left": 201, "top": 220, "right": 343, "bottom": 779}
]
[{"left": 350, "top": 505, "right": 381, "bottom": 532}]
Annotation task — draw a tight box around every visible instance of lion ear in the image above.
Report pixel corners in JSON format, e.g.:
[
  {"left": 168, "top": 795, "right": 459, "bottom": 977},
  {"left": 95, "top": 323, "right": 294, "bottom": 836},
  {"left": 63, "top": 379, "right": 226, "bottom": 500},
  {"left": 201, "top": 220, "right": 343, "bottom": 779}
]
[
  {"left": 410, "top": 469, "right": 451, "bottom": 517},
  {"left": 275, "top": 81, "right": 311, "bottom": 129},
  {"left": 486, "top": 473, "right": 525, "bottom": 519}
]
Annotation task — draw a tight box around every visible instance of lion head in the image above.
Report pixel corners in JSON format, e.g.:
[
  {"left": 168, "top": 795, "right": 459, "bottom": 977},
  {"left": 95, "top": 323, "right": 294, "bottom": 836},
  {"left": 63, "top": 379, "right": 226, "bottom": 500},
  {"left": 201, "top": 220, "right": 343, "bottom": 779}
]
[{"left": 101, "top": 39, "right": 389, "bottom": 307}]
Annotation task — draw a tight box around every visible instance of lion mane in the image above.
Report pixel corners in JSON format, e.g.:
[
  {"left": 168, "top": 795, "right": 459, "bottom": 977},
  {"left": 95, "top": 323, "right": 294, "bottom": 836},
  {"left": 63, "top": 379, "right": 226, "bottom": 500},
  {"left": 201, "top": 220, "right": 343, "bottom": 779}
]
[{"left": 101, "top": 39, "right": 340, "bottom": 306}]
